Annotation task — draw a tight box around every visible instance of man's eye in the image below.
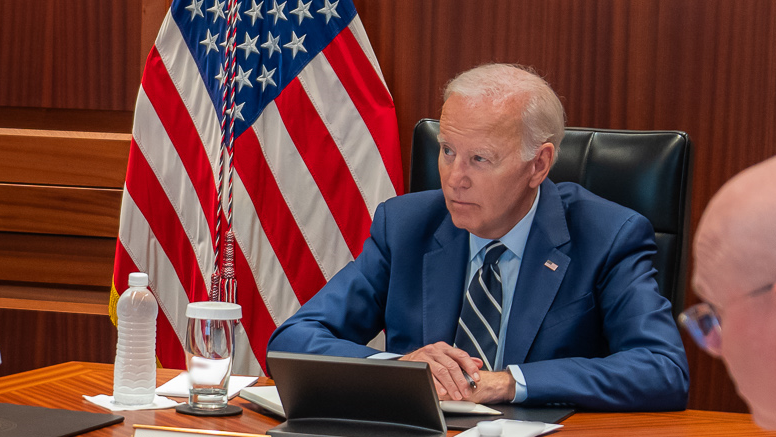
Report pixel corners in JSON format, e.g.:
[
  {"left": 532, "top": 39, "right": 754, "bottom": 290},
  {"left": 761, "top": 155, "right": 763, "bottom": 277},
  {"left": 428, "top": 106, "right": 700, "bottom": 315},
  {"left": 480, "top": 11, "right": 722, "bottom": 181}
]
[
  {"left": 442, "top": 147, "right": 454, "bottom": 156},
  {"left": 473, "top": 155, "right": 488, "bottom": 163}
]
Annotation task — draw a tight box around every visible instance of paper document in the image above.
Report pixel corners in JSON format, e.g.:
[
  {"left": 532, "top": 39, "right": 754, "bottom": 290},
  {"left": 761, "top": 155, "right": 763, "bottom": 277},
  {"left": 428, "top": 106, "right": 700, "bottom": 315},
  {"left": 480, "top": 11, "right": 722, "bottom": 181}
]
[
  {"left": 239, "top": 385, "right": 284, "bottom": 417},
  {"left": 439, "top": 400, "right": 502, "bottom": 415},
  {"left": 456, "top": 419, "right": 563, "bottom": 437},
  {"left": 83, "top": 394, "right": 180, "bottom": 412},
  {"left": 155, "top": 373, "right": 258, "bottom": 400}
]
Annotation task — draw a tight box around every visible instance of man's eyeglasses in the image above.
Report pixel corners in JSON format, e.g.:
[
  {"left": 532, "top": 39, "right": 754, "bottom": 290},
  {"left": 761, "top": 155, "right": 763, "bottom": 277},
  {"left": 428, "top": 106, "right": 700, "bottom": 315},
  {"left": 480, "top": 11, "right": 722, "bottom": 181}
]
[{"left": 678, "top": 283, "right": 773, "bottom": 357}]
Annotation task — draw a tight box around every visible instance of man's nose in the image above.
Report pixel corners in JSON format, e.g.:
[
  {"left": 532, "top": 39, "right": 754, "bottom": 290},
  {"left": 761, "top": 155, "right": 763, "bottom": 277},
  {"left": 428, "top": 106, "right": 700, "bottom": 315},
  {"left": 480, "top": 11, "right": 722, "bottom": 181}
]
[{"left": 445, "top": 159, "right": 470, "bottom": 189}]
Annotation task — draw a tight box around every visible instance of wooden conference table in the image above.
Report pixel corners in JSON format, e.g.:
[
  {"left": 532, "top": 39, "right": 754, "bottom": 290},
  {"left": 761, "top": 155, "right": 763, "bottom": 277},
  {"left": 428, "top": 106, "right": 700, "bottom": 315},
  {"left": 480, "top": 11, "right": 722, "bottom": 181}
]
[{"left": 0, "top": 362, "right": 774, "bottom": 437}]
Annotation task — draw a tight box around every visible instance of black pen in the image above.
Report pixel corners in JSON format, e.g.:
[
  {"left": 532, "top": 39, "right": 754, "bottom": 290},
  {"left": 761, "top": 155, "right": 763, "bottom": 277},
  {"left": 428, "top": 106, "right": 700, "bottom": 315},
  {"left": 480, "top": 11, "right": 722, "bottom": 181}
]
[{"left": 463, "top": 371, "right": 477, "bottom": 390}]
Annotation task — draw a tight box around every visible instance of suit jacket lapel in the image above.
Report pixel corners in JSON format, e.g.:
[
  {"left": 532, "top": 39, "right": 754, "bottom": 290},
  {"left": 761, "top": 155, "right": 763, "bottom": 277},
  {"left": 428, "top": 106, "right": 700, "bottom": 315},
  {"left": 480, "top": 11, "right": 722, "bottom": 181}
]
[
  {"left": 422, "top": 214, "right": 469, "bottom": 345},
  {"left": 504, "top": 180, "right": 571, "bottom": 364}
]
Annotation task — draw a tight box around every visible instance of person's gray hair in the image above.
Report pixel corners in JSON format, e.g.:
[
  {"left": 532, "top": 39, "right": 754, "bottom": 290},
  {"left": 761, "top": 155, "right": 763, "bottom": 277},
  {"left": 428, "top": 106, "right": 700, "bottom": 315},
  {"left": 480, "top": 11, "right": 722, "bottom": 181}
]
[{"left": 443, "top": 64, "right": 565, "bottom": 163}]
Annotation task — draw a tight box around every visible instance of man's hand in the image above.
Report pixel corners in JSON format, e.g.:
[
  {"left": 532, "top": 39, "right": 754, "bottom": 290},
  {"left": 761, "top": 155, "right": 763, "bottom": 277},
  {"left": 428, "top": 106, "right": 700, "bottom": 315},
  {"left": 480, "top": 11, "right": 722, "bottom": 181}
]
[
  {"left": 399, "top": 342, "right": 482, "bottom": 400},
  {"left": 463, "top": 370, "right": 516, "bottom": 404}
]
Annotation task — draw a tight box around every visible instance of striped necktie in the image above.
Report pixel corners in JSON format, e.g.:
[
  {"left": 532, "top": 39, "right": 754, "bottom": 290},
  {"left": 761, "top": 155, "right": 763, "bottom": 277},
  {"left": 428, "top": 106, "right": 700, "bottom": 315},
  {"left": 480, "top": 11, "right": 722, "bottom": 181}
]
[{"left": 454, "top": 240, "right": 508, "bottom": 371}]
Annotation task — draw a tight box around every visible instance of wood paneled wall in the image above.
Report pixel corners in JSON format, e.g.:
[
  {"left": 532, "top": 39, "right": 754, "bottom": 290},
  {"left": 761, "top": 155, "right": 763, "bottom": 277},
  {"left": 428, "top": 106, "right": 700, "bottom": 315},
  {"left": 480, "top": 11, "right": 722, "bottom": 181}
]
[
  {"left": 0, "top": 307, "right": 117, "bottom": 377},
  {"left": 2, "top": 0, "right": 774, "bottom": 413},
  {"left": 0, "top": 2, "right": 140, "bottom": 378},
  {"left": 0, "top": 1, "right": 141, "bottom": 111},
  {"left": 0, "top": 129, "right": 129, "bottom": 286},
  {"left": 0, "top": 127, "right": 129, "bottom": 378}
]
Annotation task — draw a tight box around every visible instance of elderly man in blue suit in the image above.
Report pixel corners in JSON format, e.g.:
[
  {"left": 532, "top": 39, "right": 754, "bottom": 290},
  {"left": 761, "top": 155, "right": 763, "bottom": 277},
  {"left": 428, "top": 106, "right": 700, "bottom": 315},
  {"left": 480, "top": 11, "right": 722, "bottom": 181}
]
[{"left": 268, "top": 64, "right": 689, "bottom": 411}]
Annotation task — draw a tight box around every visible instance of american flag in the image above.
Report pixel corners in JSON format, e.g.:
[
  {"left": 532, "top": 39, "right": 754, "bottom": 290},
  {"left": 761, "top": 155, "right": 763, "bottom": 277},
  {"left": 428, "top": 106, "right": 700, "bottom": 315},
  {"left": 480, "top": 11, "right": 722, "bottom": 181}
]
[{"left": 110, "top": 0, "right": 403, "bottom": 375}]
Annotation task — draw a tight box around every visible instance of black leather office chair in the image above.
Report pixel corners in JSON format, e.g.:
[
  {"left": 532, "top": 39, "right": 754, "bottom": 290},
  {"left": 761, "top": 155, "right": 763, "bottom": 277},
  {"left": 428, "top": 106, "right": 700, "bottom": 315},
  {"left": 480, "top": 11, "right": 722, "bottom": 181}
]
[{"left": 409, "top": 119, "right": 693, "bottom": 318}]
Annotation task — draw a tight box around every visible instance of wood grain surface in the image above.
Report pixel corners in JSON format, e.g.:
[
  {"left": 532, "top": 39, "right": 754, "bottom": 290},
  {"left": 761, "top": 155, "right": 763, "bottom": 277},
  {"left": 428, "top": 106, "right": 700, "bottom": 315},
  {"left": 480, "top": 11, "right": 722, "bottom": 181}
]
[
  {"left": 0, "top": 316, "right": 116, "bottom": 377},
  {"left": 0, "top": 232, "right": 115, "bottom": 286},
  {"left": 0, "top": 184, "right": 122, "bottom": 237},
  {"left": 0, "top": 1, "right": 141, "bottom": 111},
  {"left": 0, "top": 128, "right": 131, "bottom": 187},
  {"left": 1, "top": 362, "right": 775, "bottom": 437}
]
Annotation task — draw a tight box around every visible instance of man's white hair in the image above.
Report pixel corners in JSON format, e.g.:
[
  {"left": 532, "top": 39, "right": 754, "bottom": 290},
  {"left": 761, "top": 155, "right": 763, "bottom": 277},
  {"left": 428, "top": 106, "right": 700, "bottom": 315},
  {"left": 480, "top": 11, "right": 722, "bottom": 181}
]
[{"left": 443, "top": 63, "right": 566, "bottom": 163}]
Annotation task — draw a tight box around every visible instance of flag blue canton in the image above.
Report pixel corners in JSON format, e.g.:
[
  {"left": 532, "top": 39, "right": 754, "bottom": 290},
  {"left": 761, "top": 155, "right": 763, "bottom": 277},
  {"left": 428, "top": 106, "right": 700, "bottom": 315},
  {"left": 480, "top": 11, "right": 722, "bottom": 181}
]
[{"left": 170, "top": 0, "right": 357, "bottom": 138}]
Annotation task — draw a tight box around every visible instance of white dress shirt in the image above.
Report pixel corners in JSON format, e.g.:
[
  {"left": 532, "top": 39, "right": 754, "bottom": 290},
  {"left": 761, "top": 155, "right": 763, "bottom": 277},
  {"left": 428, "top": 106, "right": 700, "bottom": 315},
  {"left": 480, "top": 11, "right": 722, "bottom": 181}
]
[{"left": 465, "top": 186, "right": 540, "bottom": 402}]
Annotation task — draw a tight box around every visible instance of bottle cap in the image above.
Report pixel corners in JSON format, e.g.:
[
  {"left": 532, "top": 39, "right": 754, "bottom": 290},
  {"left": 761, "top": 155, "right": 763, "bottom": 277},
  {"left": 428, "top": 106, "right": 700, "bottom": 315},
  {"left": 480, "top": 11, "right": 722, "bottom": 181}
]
[
  {"left": 186, "top": 301, "right": 242, "bottom": 320},
  {"left": 128, "top": 272, "right": 149, "bottom": 287}
]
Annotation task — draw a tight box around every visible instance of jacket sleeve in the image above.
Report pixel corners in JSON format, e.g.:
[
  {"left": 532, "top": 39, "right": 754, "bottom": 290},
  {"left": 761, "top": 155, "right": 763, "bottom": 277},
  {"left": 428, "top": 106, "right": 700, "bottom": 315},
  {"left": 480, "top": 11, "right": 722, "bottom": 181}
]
[
  {"left": 517, "top": 214, "right": 690, "bottom": 411},
  {"left": 267, "top": 202, "right": 392, "bottom": 361}
]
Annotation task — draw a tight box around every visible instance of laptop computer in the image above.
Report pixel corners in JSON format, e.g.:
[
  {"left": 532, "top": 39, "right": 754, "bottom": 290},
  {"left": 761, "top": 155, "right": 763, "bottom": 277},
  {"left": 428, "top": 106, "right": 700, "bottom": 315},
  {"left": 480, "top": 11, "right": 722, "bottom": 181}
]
[{"left": 265, "top": 352, "right": 446, "bottom": 437}]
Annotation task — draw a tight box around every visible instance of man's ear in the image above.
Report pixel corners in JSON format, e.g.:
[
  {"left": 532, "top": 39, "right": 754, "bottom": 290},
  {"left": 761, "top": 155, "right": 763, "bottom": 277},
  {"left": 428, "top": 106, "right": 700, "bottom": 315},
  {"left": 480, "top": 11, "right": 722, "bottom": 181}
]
[{"left": 529, "top": 142, "right": 555, "bottom": 188}]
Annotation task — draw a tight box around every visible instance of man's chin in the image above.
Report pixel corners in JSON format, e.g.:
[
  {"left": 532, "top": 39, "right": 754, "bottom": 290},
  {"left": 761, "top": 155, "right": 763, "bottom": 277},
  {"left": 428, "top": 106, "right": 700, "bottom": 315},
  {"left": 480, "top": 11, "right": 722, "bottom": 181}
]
[
  {"left": 448, "top": 214, "right": 482, "bottom": 235},
  {"left": 449, "top": 216, "right": 471, "bottom": 232}
]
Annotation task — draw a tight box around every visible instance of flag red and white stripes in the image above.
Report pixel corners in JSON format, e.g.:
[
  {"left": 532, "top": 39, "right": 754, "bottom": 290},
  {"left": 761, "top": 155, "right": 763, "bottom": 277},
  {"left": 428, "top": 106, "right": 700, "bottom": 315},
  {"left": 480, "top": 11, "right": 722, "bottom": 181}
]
[{"left": 110, "top": 0, "right": 402, "bottom": 375}]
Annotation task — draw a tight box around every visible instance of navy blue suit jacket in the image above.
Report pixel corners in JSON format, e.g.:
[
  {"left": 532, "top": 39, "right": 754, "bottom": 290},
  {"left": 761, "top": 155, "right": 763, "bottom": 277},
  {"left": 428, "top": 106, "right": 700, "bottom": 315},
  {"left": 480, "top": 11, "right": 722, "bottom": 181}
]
[{"left": 268, "top": 179, "right": 690, "bottom": 411}]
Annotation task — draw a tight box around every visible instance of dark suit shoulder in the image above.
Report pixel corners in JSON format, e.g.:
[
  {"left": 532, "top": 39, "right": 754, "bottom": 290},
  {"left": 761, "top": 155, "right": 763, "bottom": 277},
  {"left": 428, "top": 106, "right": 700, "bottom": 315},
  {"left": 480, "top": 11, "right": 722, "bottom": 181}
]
[
  {"left": 555, "top": 181, "right": 644, "bottom": 224},
  {"left": 375, "top": 189, "right": 466, "bottom": 253},
  {"left": 550, "top": 181, "right": 655, "bottom": 252},
  {"left": 382, "top": 189, "right": 449, "bottom": 228}
]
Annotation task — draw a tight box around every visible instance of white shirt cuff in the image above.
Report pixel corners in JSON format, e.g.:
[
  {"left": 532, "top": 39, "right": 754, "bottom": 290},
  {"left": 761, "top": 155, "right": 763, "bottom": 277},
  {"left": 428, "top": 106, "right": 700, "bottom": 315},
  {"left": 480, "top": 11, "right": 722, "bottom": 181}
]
[{"left": 507, "top": 364, "right": 528, "bottom": 403}]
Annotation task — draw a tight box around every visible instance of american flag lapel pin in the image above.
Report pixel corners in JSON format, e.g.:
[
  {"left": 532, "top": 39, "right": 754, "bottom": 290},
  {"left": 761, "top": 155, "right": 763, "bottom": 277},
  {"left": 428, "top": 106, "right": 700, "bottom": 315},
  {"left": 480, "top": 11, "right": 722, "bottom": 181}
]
[{"left": 544, "top": 260, "right": 559, "bottom": 271}]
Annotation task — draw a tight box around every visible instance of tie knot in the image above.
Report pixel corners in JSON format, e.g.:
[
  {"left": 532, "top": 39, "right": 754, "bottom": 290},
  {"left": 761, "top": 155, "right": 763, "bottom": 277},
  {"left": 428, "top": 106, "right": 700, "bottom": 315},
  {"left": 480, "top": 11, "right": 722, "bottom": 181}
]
[{"left": 483, "top": 240, "right": 507, "bottom": 266}]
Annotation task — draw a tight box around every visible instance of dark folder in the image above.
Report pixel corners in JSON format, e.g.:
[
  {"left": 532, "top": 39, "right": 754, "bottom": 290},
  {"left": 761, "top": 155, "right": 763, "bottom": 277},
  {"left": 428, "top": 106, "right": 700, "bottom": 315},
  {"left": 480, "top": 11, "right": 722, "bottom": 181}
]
[
  {"left": 0, "top": 403, "right": 124, "bottom": 437},
  {"left": 444, "top": 404, "right": 575, "bottom": 430}
]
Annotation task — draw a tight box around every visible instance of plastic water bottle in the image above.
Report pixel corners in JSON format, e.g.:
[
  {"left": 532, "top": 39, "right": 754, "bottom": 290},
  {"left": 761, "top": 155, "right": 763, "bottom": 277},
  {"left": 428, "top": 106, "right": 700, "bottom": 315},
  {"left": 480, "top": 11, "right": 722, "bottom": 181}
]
[{"left": 113, "top": 272, "right": 158, "bottom": 405}]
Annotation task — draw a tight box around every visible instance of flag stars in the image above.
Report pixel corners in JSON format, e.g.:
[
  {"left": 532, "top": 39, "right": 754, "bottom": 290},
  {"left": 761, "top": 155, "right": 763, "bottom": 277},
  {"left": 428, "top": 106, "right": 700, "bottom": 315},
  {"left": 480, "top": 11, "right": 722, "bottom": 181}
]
[
  {"left": 237, "top": 32, "right": 260, "bottom": 59},
  {"left": 219, "top": 33, "right": 236, "bottom": 51},
  {"left": 256, "top": 65, "right": 277, "bottom": 91},
  {"left": 267, "top": 0, "right": 288, "bottom": 25},
  {"left": 215, "top": 64, "right": 227, "bottom": 88},
  {"left": 200, "top": 29, "right": 219, "bottom": 54},
  {"left": 185, "top": 0, "right": 204, "bottom": 21},
  {"left": 227, "top": 102, "right": 246, "bottom": 121},
  {"left": 261, "top": 31, "right": 281, "bottom": 58},
  {"left": 317, "top": 0, "right": 340, "bottom": 24},
  {"left": 283, "top": 31, "right": 307, "bottom": 58},
  {"left": 233, "top": 65, "right": 253, "bottom": 92},
  {"left": 244, "top": 0, "right": 264, "bottom": 25},
  {"left": 207, "top": 0, "right": 226, "bottom": 23},
  {"left": 232, "top": 2, "right": 243, "bottom": 22},
  {"left": 290, "top": 0, "right": 313, "bottom": 25}
]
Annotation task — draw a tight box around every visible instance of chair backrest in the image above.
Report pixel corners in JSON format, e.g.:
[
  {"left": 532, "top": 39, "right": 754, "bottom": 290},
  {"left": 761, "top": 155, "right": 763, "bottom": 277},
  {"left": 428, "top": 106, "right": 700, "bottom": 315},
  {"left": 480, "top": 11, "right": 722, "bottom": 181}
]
[{"left": 409, "top": 119, "right": 693, "bottom": 318}]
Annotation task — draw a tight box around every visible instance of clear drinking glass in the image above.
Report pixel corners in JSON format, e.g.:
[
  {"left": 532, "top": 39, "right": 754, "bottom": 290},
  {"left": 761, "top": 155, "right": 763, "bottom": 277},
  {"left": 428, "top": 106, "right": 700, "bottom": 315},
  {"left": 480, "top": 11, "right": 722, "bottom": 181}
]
[{"left": 184, "top": 301, "right": 242, "bottom": 410}]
